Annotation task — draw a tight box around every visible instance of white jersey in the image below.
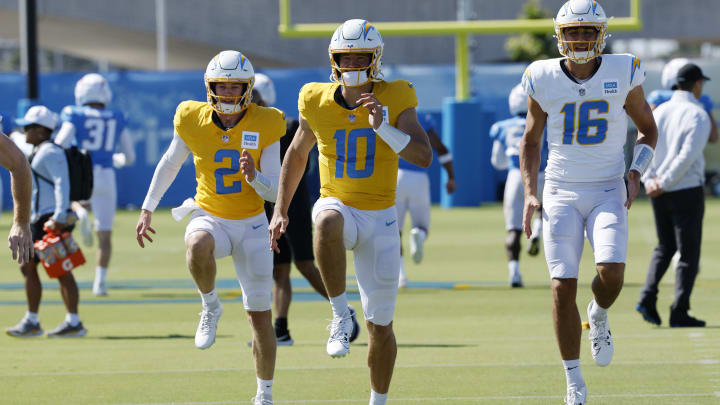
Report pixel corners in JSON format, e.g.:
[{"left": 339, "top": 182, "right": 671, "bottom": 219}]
[{"left": 522, "top": 54, "right": 646, "bottom": 183}]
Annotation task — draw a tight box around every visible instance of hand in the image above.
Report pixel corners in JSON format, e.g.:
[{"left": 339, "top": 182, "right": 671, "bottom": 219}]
[
  {"left": 357, "top": 93, "right": 383, "bottom": 130},
  {"left": 268, "top": 210, "right": 289, "bottom": 253},
  {"left": 240, "top": 149, "right": 256, "bottom": 182},
  {"left": 8, "top": 222, "right": 32, "bottom": 265},
  {"left": 43, "top": 218, "right": 66, "bottom": 234},
  {"left": 136, "top": 209, "right": 156, "bottom": 248},
  {"left": 625, "top": 170, "right": 641, "bottom": 209},
  {"left": 446, "top": 178, "right": 457, "bottom": 194},
  {"left": 522, "top": 195, "right": 541, "bottom": 239},
  {"left": 644, "top": 177, "right": 664, "bottom": 198}
]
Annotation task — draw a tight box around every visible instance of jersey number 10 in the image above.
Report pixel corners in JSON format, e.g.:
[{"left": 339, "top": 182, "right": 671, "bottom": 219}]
[
  {"left": 333, "top": 128, "right": 376, "bottom": 179},
  {"left": 560, "top": 100, "right": 609, "bottom": 145}
]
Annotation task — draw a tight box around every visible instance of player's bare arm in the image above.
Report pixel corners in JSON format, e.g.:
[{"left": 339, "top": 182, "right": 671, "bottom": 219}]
[
  {"left": 269, "top": 117, "right": 316, "bottom": 252},
  {"left": 426, "top": 127, "right": 457, "bottom": 193},
  {"left": 0, "top": 131, "right": 33, "bottom": 264},
  {"left": 624, "top": 85, "right": 659, "bottom": 209},
  {"left": 357, "top": 93, "right": 432, "bottom": 168},
  {"left": 519, "top": 96, "right": 547, "bottom": 239}
]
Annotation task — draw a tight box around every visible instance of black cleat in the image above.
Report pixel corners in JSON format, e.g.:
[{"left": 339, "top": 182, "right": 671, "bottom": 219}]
[
  {"left": 669, "top": 309, "right": 706, "bottom": 328},
  {"left": 348, "top": 306, "right": 360, "bottom": 343},
  {"left": 527, "top": 237, "right": 540, "bottom": 256},
  {"left": 636, "top": 302, "right": 661, "bottom": 326}
]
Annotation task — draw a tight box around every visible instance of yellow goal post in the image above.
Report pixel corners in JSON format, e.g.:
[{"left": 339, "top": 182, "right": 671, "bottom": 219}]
[{"left": 278, "top": 0, "right": 642, "bottom": 100}]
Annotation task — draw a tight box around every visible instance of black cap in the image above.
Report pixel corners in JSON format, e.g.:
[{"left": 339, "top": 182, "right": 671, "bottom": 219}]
[{"left": 677, "top": 63, "right": 710, "bottom": 84}]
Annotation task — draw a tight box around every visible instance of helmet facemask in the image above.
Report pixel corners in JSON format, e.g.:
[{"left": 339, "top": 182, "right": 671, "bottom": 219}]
[
  {"left": 205, "top": 79, "right": 254, "bottom": 115},
  {"left": 329, "top": 49, "right": 382, "bottom": 87},
  {"left": 555, "top": 24, "right": 607, "bottom": 64}
]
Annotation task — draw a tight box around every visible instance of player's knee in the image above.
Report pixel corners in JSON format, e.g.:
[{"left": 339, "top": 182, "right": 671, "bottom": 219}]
[
  {"left": 551, "top": 278, "right": 577, "bottom": 307},
  {"left": 505, "top": 231, "right": 521, "bottom": 256},
  {"left": 186, "top": 231, "right": 214, "bottom": 261},
  {"left": 366, "top": 320, "right": 394, "bottom": 340},
  {"left": 272, "top": 263, "right": 291, "bottom": 282},
  {"left": 314, "top": 210, "right": 344, "bottom": 241},
  {"left": 597, "top": 263, "right": 624, "bottom": 286},
  {"left": 243, "top": 291, "right": 271, "bottom": 312}
]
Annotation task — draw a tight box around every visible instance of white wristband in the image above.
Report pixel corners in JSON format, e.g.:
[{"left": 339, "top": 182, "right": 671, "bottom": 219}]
[
  {"left": 375, "top": 121, "right": 411, "bottom": 154},
  {"left": 141, "top": 196, "right": 160, "bottom": 212},
  {"left": 249, "top": 171, "right": 272, "bottom": 195},
  {"left": 438, "top": 153, "right": 453, "bottom": 164},
  {"left": 630, "top": 143, "right": 654, "bottom": 176}
]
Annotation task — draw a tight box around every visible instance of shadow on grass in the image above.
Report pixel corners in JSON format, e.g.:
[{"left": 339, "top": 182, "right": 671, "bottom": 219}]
[
  {"left": 95, "top": 334, "right": 232, "bottom": 340},
  {"left": 352, "top": 342, "right": 476, "bottom": 349}
]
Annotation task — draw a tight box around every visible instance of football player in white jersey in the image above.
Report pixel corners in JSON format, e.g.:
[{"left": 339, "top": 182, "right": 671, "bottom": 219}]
[
  {"left": 519, "top": 1, "right": 658, "bottom": 404},
  {"left": 490, "top": 83, "right": 546, "bottom": 288}
]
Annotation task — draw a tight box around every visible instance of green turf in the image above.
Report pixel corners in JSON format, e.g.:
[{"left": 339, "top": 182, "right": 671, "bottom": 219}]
[{"left": 0, "top": 200, "right": 719, "bottom": 404}]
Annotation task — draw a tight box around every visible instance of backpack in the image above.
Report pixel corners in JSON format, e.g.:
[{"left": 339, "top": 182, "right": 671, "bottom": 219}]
[{"left": 32, "top": 143, "right": 94, "bottom": 202}]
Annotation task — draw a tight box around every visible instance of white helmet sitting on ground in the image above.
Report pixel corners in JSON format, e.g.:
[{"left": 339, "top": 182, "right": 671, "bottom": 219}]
[
  {"left": 75, "top": 73, "right": 112, "bottom": 106},
  {"left": 328, "top": 19, "right": 384, "bottom": 87},
  {"left": 508, "top": 83, "right": 528, "bottom": 116},
  {"left": 204, "top": 50, "right": 255, "bottom": 114},
  {"left": 554, "top": 0, "right": 609, "bottom": 64},
  {"left": 253, "top": 73, "right": 276, "bottom": 106}
]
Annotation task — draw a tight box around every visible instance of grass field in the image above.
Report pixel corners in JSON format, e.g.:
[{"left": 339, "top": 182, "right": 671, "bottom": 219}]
[{"left": 1, "top": 199, "right": 719, "bottom": 404}]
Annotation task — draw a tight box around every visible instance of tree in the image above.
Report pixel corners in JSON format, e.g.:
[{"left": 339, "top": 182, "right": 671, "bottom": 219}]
[{"left": 505, "top": 0, "right": 559, "bottom": 62}]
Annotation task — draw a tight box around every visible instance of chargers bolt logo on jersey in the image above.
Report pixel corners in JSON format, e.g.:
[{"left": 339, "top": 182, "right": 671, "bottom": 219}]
[
  {"left": 603, "top": 80, "right": 619, "bottom": 95},
  {"left": 241, "top": 131, "right": 259, "bottom": 149}
]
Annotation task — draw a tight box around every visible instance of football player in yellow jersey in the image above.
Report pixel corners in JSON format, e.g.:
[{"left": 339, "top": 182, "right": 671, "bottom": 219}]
[
  {"left": 269, "top": 20, "right": 432, "bottom": 405},
  {"left": 135, "top": 50, "right": 284, "bottom": 405}
]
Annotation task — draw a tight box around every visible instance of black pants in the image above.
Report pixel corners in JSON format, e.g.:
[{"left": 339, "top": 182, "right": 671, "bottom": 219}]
[{"left": 639, "top": 186, "right": 704, "bottom": 312}]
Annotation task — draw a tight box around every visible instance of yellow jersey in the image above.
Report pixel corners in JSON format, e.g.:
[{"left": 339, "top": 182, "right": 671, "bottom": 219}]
[
  {"left": 174, "top": 101, "right": 285, "bottom": 220},
  {"left": 299, "top": 80, "right": 418, "bottom": 210}
]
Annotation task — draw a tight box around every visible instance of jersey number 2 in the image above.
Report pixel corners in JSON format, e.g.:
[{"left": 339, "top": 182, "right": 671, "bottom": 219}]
[
  {"left": 214, "top": 149, "right": 242, "bottom": 194},
  {"left": 560, "top": 100, "right": 609, "bottom": 145},
  {"left": 333, "top": 128, "right": 376, "bottom": 179}
]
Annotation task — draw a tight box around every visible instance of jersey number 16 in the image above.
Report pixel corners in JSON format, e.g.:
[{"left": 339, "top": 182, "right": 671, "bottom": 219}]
[{"left": 560, "top": 100, "right": 609, "bottom": 145}]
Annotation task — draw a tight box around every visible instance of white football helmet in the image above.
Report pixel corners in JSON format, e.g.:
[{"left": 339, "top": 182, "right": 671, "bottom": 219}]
[
  {"left": 661, "top": 58, "right": 690, "bottom": 90},
  {"left": 508, "top": 83, "right": 528, "bottom": 116},
  {"left": 253, "top": 73, "right": 276, "bottom": 106},
  {"left": 75, "top": 73, "right": 112, "bottom": 106},
  {"left": 204, "top": 50, "right": 255, "bottom": 115},
  {"left": 554, "top": 0, "right": 609, "bottom": 64},
  {"left": 328, "top": 19, "right": 384, "bottom": 87}
]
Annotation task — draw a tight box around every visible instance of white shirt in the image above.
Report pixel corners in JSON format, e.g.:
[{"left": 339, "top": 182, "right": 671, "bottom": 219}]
[
  {"left": 643, "top": 91, "right": 711, "bottom": 192},
  {"left": 522, "top": 54, "right": 646, "bottom": 182}
]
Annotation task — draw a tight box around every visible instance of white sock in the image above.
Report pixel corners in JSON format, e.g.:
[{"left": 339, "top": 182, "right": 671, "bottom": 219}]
[
  {"left": 25, "top": 311, "right": 39, "bottom": 323},
  {"left": 399, "top": 261, "right": 407, "bottom": 281},
  {"left": 531, "top": 218, "right": 542, "bottom": 239},
  {"left": 562, "top": 359, "right": 584, "bottom": 390},
  {"left": 200, "top": 289, "right": 220, "bottom": 310},
  {"left": 95, "top": 267, "right": 107, "bottom": 284},
  {"left": 256, "top": 377, "right": 273, "bottom": 399},
  {"left": 508, "top": 260, "right": 520, "bottom": 278},
  {"left": 370, "top": 389, "right": 388, "bottom": 405},
  {"left": 413, "top": 227, "right": 427, "bottom": 242},
  {"left": 590, "top": 300, "right": 608, "bottom": 321},
  {"left": 329, "top": 293, "right": 349, "bottom": 319},
  {"left": 65, "top": 313, "right": 80, "bottom": 326}
]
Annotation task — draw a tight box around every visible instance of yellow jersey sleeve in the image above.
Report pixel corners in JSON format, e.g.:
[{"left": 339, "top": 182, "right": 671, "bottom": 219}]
[
  {"left": 299, "top": 80, "right": 417, "bottom": 210},
  {"left": 174, "top": 102, "right": 285, "bottom": 220}
]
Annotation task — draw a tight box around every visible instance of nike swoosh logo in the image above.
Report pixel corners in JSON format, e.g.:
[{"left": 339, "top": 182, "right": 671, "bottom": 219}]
[
  {"left": 252, "top": 224, "right": 263, "bottom": 230},
  {"left": 604, "top": 188, "right": 616, "bottom": 192},
  {"left": 566, "top": 366, "right": 578, "bottom": 370},
  {"left": 385, "top": 220, "right": 396, "bottom": 227}
]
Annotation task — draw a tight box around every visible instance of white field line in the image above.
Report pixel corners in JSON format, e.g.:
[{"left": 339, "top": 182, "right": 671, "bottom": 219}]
[
  {"left": 114, "top": 392, "right": 719, "bottom": 405},
  {"left": 1, "top": 359, "right": 718, "bottom": 378}
]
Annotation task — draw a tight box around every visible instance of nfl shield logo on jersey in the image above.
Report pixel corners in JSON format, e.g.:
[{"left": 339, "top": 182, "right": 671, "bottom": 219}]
[
  {"left": 578, "top": 88, "right": 586, "bottom": 96},
  {"left": 222, "top": 135, "right": 230, "bottom": 144},
  {"left": 348, "top": 113, "right": 356, "bottom": 123}
]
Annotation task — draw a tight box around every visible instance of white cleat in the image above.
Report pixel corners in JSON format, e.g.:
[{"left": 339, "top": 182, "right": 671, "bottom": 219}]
[
  {"left": 251, "top": 395, "right": 273, "bottom": 405},
  {"left": 92, "top": 280, "right": 107, "bottom": 297},
  {"left": 564, "top": 385, "right": 587, "bottom": 405},
  {"left": 326, "top": 308, "right": 353, "bottom": 358},
  {"left": 409, "top": 228, "right": 424, "bottom": 264},
  {"left": 195, "top": 304, "right": 223, "bottom": 350},
  {"left": 587, "top": 300, "right": 613, "bottom": 366}
]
